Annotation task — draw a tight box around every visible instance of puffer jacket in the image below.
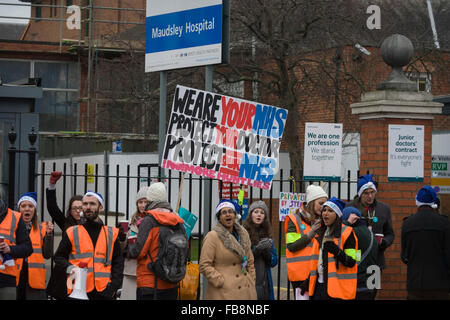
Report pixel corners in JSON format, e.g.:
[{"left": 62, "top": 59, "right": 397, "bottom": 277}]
[{"left": 127, "top": 209, "right": 185, "bottom": 290}]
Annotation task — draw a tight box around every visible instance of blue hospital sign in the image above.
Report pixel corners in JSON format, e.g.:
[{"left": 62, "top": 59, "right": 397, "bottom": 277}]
[{"left": 145, "top": 0, "right": 223, "bottom": 72}]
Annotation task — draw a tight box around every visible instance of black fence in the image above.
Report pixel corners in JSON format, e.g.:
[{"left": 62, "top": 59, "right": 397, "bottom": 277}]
[{"left": 35, "top": 161, "right": 360, "bottom": 300}]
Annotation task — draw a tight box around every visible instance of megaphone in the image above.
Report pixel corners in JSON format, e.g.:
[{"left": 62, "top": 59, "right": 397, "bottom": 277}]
[{"left": 67, "top": 267, "right": 89, "bottom": 300}]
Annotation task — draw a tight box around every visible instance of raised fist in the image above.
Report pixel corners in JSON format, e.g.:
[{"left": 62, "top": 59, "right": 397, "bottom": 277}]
[{"left": 50, "top": 171, "right": 62, "bottom": 185}]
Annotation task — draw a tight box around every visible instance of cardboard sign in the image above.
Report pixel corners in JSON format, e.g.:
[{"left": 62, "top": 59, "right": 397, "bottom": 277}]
[
  {"left": 178, "top": 207, "right": 198, "bottom": 238},
  {"left": 279, "top": 192, "right": 306, "bottom": 221},
  {"left": 303, "top": 122, "right": 342, "bottom": 181},
  {"left": 388, "top": 125, "right": 424, "bottom": 181},
  {"left": 161, "top": 85, "right": 288, "bottom": 190}
]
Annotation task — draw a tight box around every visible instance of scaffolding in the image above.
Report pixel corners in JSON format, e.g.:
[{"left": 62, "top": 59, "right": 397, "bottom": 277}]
[{"left": 0, "top": 0, "right": 148, "bottom": 134}]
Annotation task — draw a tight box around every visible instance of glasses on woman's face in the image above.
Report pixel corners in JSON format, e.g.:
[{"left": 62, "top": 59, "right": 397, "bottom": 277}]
[
  {"left": 71, "top": 206, "right": 83, "bottom": 212},
  {"left": 221, "top": 209, "right": 235, "bottom": 215}
]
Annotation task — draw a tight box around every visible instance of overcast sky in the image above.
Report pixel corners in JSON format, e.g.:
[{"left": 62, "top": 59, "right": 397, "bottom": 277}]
[{"left": 0, "top": 0, "right": 30, "bottom": 24}]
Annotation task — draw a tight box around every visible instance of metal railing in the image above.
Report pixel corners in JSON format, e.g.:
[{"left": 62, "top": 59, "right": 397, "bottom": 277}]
[{"left": 35, "top": 161, "right": 360, "bottom": 300}]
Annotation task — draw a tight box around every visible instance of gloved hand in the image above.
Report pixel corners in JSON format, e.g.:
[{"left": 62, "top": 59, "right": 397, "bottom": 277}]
[
  {"left": 255, "top": 238, "right": 273, "bottom": 251},
  {"left": 323, "top": 240, "right": 340, "bottom": 256},
  {"left": 310, "top": 219, "right": 322, "bottom": 233},
  {"left": 50, "top": 171, "right": 62, "bottom": 185},
  {"left": 379, "top": 239, "right": 387, "bottom": 251},
  {"left": 117, "top": 223, "right": 127, "bottom": 242},
  {"left": 299, "top": 278, "right": 310, "bottom": 295},
  {"left": 307, "top": 219, "right": 322, "bottom": 239}
]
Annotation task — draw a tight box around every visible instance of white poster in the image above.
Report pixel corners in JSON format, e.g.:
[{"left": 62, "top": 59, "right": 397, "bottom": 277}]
[
  {"left": 303, "top": 123, "right": 342, "bottom": 181},
  {"left": 388, "top": 124, "right": 424, "bottom": 181}
]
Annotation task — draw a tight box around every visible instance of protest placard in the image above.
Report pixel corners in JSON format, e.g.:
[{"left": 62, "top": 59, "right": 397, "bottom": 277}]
[
  {"left": 303, "top": 123, "right": 342, "bottom": 181},
  {"left": 388, "top": 124, "right": 424, "bottom": 181},
  {"left": 161, "top": 85, "right": 288, "bottom": 190},
  {"left": 178, "top": 207, "right": 198, "bottom": 238},
  {"left": 279, "top": 192, "right": 306, "bottom": 221}
]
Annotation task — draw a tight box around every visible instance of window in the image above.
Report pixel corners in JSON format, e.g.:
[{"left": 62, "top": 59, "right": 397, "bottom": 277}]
[
  {"left": 407, "top": 72, "right": 431, "bottom": 93},
  {"left": 85, "top": 0, "right": 90, "bottom": 37},
  {"left": 0, "top": 59, "right": 80, "bottom": 132},
  {"left": 36, "top": 2, "right": 42, "bottom": 22}
]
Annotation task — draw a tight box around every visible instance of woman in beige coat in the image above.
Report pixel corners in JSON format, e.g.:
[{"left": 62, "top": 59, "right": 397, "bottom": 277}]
[{"left": 199, "top": 199, "right": 257, "bottom": 300}]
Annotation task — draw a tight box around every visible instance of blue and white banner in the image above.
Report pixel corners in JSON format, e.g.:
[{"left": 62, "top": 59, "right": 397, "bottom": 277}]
[{"left": 146, "top": 0, "right": 223, "bottom": 72}]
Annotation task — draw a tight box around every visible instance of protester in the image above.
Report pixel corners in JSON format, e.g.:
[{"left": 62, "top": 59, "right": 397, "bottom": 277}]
[
  {"left": 119, "top": 186, "right": 148, "bottom": 300},
  {"left": 15, "top": 192, "right": 54, "bottom": 300},
  {"left": 0, "top": 199, "right": 32, "bottom": 299},
  {"left": 53, "top": 191, "right": 124, "bottom": 300},
  {"left": 243, "top": 200, "right": 277, "bottom": 300},
  {"left": 342, "top": 206, "right": 378, "bottom": 300},
  {"left": 346, "top": 174, "right": 394, "bottom": 270},
  {"left": 199, "top": 199, "right": 257, "bottom": 300},
  {"left": 284, "top": 184, "right": 326, "bottom": 299},
  {"left": 46, "top": 171, "right": 83, "bottom": 232},
  {"left": 401, "top": 186, "right": 450, "bottom": 300},
  {"left": 127, "top": 188, "right": 188, "bottom": 300},
  {"left": 304, "top": 197, "right": 358, "bottom": 300}
]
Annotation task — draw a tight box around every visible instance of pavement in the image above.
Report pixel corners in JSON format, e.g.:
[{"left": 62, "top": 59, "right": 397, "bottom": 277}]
[{"left": 271, "top": 255, "right": 295, "bottom": 300}]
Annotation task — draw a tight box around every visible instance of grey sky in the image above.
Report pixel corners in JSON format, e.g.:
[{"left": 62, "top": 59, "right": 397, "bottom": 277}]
[{"left": 0, "top": 0, "right": 30, "bottom": 24}]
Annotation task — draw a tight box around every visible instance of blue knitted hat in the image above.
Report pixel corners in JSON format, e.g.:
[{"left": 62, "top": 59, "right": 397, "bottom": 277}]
[
  {"left": 323, "top": 197, "right": 345, "bottom": 218},
  {"left": 18, "top": 192, "right": 37, "bottom": 208},
  {"left": 415, "top": 186, "right": 437, "bottom": 209},
  {"left": 357, "top": 174, "right": 377, "bottom": 197},
  {"left": 342, "top": 206, "right": 362, "bottom": 221}
]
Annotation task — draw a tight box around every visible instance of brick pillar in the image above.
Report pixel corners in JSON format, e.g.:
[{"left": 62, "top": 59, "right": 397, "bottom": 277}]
[
  {"left": 352, "top": 93, "right": 442, "bottom": 299},
  {"left": 358, "top": 117, "right": 435, "bottom": 299},
  {"left": 350, "top": 34, "right": 444, "bottom": 299}
]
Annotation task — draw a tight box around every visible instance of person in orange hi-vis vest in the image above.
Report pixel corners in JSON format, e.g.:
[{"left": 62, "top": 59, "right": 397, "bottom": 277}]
[
  {"left": 301, "top": 197, "right": 358, "bottom": 300},
  {"left": 284, "top": 185, "right": 327, "bottom": 299},
  {"left": 53, "top": 191, "right": 124, "bottom": 300},
  {"left": 0, "top": 199, "right": 32, "bottom": 300},
  {"left": 15, "top": 192, "right": 54, "bottom": 300}
]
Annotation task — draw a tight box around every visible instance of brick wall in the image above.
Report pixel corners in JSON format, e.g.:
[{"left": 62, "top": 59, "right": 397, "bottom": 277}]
[{"left": 22, "top": 0, "right": 145, "bottom": 43}]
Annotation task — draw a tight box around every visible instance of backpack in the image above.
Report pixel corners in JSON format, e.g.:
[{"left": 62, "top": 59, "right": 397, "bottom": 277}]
[{"left": 147, "top": 217, "right": 189, "bottom": 284}]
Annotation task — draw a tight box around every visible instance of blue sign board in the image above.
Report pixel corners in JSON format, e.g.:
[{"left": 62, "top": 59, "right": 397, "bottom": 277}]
[{"left": 145, "top": 0, "right": 223, "bottom": 72}]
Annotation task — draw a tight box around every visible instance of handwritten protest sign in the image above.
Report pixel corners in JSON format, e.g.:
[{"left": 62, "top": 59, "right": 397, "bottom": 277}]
[
  {"left": 162, "top": 85, "right": 288, "bottom": 190},
  {"left": 279, "top": 192, "right": 306, "bottom": 221}
]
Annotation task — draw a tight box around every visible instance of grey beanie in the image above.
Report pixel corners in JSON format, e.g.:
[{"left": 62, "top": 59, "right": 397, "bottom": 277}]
[
  {"left": 136, "top": 186, "right": 149, "bottom": 203},
  {"left": 249, "top": 200, "right": 268, "bottom": 215}
]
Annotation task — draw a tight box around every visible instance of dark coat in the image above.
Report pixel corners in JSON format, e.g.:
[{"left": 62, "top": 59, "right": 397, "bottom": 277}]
[
  {"left": 252, "top": 242, "right": 277, "bottom": 300},
  {"left": 346, "top": 197, "right": 394, "bottom": 269},
  {"left": 345, "top": 219, "right": 379, "bottom": 290},
  {"left": 401, "top": 207, "right": 450, "bottom": 292},
  {"left": 46, "top": 188, "right": 78, "bottom": 232}
]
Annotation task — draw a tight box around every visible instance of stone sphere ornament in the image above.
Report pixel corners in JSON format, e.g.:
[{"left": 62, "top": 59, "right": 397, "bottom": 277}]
[
  {"left": 377, "top": 34, "right": 416, "bottom": 91},
  {"left": 381, "top": 34, "right": 414, "bottom": 68}
]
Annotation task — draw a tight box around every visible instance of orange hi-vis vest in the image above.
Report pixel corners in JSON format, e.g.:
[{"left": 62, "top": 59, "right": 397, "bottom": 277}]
[
  {"left": 284, "top": 211, "right": 315, "bottom": 282},
  {"left": 0, "top": 209, "right": 21, "bottom": 278},
  {"left": 66, "top": 225, "right": 119, "bottom": 294},
  {"left": 309, "top": 224, "right": 358, "bottom": 300},
  {"left": 16, "top": 223, "right": 47, "bottom": 289}
]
